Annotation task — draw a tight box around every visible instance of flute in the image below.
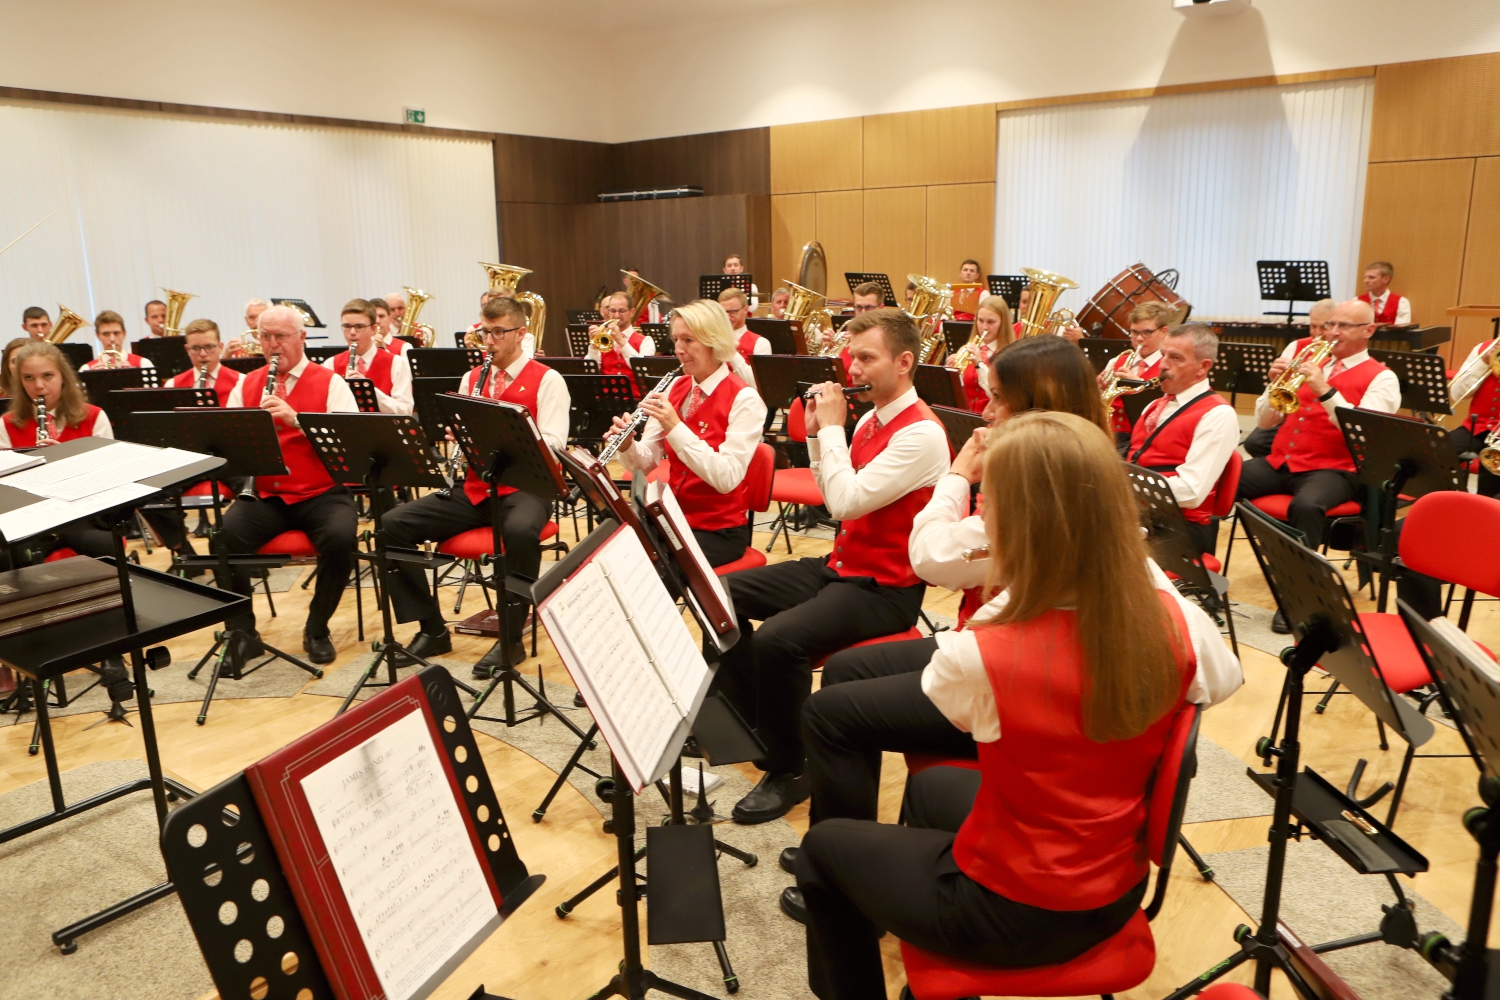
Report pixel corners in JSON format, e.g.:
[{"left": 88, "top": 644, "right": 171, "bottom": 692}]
[
  {"left": 803, "top": 383, "right": 872, "bottom": 401},
  {"left": 962, "top": 544, "right": 989, "bottom": 562}
]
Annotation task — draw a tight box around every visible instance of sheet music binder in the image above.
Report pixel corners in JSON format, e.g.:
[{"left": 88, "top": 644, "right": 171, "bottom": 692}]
[
  {"left": 641, "top": 481, "right": 739, "bottom": 651},
  {"left": 700, "top": 274, "right": 752, "bottom": 299},
  {"left": 161, "top": 668, "right": 540, "bottom": 1000},
  {"left": 556, "top": 445, "right": 655, "bottom": 552}
]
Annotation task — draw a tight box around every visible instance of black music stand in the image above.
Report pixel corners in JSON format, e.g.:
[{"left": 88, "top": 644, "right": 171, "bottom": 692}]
[
  {"left": 914, "top": 364, "right": 964, "bottom": 409},
  {"left": 986, "top": 274, "right": 1028, "bottom": 309},
  {"left": 1077, "top": 337, "right": 1131, "bottom": 373},
  {"left": 941, "top": 321, "right": 973, "bottom": 356},
  {"left": 566, "top": 324, "right": 592, "bottom": 358},
  {"left": 220, "top": 356, "right": 264, "bottom": 375},
  {"left": 1370, "top": 348, "right": 1455, "bottom": 419},
  {"left": 79, "top": 365, "right": 155, "bottom": 401},
  {"left": 535, "top": 357, "right": 599, "bottom": 376},
  {"left": 341, "top": 376, "right": 380, "bottom": 413},
  {"left": 437, "top": 394, "right": 588, "bottom": 742},
  {"left": 744, "top": 318, "right": 798, "bottom": 355},
  {"left": 55, "top": 342, "right": 93, "bottom": 371},
  {"left": 101, "top": 386, "right": 216, "bottom": 441},
  {"left": 1166, "top": 501, "right": 1432, "bottom": 1000},
  {"left": 411, "top": 375, "right": 463, "bottom": 495},
  {"left": 562, "top": 373, "right": 637, "bottom": 444},
  {"left": 270, "top": 297, "right": 324, "bottom": 327},
  {"left": 408, "top": 347, "right": 484, "bottom": 378},
  {"left": 130, "top": 409, "right": 326, "bottom": 724},
  {"left": 641, "top": 322, "right": 670, "bottom": 345},
  {"left": 1337, "top": 406, "right": 1465, "bottom": 611},
  {"left": 750, "top": 355, "right": 845, "bottom": 416},
  {"left": 302, "top": 345, "right": 343, "bottom": 365},
  {"left": 700, "top": 273, "right": 752, "bottom": 299},
  {"left": 1258, "top": 260, "right": 1331, "bottom": 323},
  {"left": 131, "top": 336, "right": 190, "bottom": 378},
  {"left": 1213, "top": 342, "right": 1277, "bottom": 404},
  {"left": 630, "top": 356, "right": 682, "bottom": 385},
  {"left": 844, "top": 271, "right": 897, "bottom": 305},
  {"left": 931, "top": 404, "right": 984, "bottom": 456}
]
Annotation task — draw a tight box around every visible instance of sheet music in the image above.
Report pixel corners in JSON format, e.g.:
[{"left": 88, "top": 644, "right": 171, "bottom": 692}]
[
  {"left": 0, "top": 482, "right": 156, "bottom": 542},
  {"left": 5, "top": 442, "right": 204, "bottom": 501},
  {"left": 648, "top": 481, "right": 732, "bottom": 616},
  {"left": 0, "top": 450, "right": 43, "bottom": 476},
  {"left": 596, "top": 526, "right": 706, "bottom": 711},
  {"left": 300, "top": 708, "right": 497, "bottom": 1000}
]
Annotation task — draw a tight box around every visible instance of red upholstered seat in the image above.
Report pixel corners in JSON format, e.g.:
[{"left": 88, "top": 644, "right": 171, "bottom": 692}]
[
  {"left": 1250, "top": 494, "right": 1361, "bottom": 521},
  {"left": 1351, "top": 612, "right": 1433, "bottom": 694},
  {"left": 184, "top": 481, "right": 233, "bottom": 497},
  {"left": 812, "top": 627, "right": 923, "bottom": 670},
  {"left": 438, "top": 522, "right": 559, "bottom": 560},
  {"left": 1399, "top": 492, "right": 1500, "bottom": 598},
  {"left": 258, "top": 530, "right": 317, "bottom": 557},
  {"left": 713, "top": 445, "right": 778, "bottom": 575},
  {"left": 787, "top": 398, "right": 807, "bottom": 443},
  {"left": 714, "top": 548, "right": 766, "bottom": 576},
  {"left": 44, "top": 547, "right": 80, "bottom": 563},
  {"left": 1199, "top": 986, "right": 1267, "bottom": 1000},
  {"left": 771, "top": 467, "right": 823, "bottom": 507},
  {"left": 904, "top": 754, "right": 980, "bottom": 776}
]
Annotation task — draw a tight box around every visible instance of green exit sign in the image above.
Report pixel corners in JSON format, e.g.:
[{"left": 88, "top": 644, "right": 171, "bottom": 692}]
[{"left": 404, "top": 107, "right": 426, "bottom": 125}]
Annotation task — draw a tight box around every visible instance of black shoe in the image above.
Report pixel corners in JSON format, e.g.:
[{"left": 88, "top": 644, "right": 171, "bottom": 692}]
[
  {"left": 573, "top": 690, "right": 586, "bottom": 708},
  {"left": 779, "top": 886, "right": 807, "bottom": 925},
  {"left": 1271, "top": 609, "right": 1291, "bottom": 634},
  {"left": 682, "top": 734, "right": 704, "bottom": 758},
  {"left": 473, "top": 640, "right": 526, "bottom": 679},
  {"left": 407, "top": 629, "right": 452, "bottom": 659},
  {"left": 732, "top": 770, "right": 809, "bottom": 824},
  {"left": 191, "top": 519, "right": 211, "bottom": 539},
  {"left": 303, "top": 631, "right": 336, "bottom": 664},
  {"left": 778, "top": 846, "right": 799, "bottom": 875}
]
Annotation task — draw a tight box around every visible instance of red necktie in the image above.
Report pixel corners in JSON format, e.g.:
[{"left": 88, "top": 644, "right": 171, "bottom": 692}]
[
  {"left": 1328, "top": 359, "right": 1346, "bottom": 379},
  {"left": 489, "top": 369, "right": 511, "bottom": 400},
  {"left": 856, "top": 413, "right": 882, "bottom": 449},
  {"left": 1141, "top": 394, "right": 1176, "bottom": 437},
  {"left": 682, "top": 386, "right": 707, "bottom": 420},
  {"left": 275, "top": 373, "right": 289, "bottom": 399},
  {"left": 355, "top": 356, "right": 367, "bottom": 376}
]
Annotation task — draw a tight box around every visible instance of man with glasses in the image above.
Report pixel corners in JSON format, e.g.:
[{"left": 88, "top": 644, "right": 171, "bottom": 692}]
[
  {"left": 587, "top": 290, "right": 655, "bottom": 396},
  {"left": 168, "top": 318, "right": 242, "bottom": 401},
  {"left": 221, "top": 305, "right": 362, "bottom": 664},
  {"left": 379, "top": 296, "right": 570, "bottom": 675},
  {"left": 1097, "top": 300, "right": 1175, "bottom": 449},
  {"left": 1238, "top": 299, "right": 1400, "bottom": 629},
  {"left": 718, "top": 286, "right": 769, "bottom": 388},
  {"left": 1243, "top": 298, "right": 1338, "bottom": 458},
  {"left": 322, "top": 298, "right": 413, "bottom": 414}
]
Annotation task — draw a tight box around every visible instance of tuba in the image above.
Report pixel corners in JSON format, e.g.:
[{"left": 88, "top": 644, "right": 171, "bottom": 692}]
[
  {"left": 397, "top": 286, "right": 436, "bottom": 348},
  {"left": 1017, "top": 268, "right": 1078, "bottom": 338},
  {"left": 1449, "top": 340, "right": 1500, "bottom": 407},
  {"left": 784, "top": 280, "right": 836, "bottom": 354},
  {"left": 1266, "top": 338, "right": 1334, "bottom": 414},
  {"left": 162, "top": 288, "right": 195, "bottom": 336},
  {"left": 477, "top": 262, "right": 547, "bottom": 351},
  {"left": 46, "top": 305, "right": 90, "bottom": 343},
  {"left": 907, "top": 274, "right": 954, "bottom": 364},
  {"left": 622, "top": 269, "right": 668, "bottom": 325}
]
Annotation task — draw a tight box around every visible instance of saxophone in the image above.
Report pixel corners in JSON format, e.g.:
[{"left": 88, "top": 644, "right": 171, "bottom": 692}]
[{"left": 34, "top": 396, "right": 49, "bottom": 444}]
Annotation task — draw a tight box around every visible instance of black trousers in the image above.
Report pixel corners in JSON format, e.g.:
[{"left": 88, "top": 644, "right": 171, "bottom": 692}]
[
  {"left": 1236, "top": 457, "right": 1358, "bottom": 549},
  {"left": 805, "top": 638, "right": 976, "bottom": 824},
  {"left": 381, "top": 487, "right": 548, "bottom": 634},
  {"left": 1184, "top": 517, "right": 1219, "bottom": 558},
  {"left": 796, "top": 766, "right": 1148, "bottom": 1000},
  {"left": 221, "top": 489, "right": 357, "bottom": 637},
  {"left": 718, "top": 557, "right": 925, "bottom": 773},
  {"left": 694, "top": 521, "right": 751, "bottom": 568},
  {"left": 1242, "top": 424, "right": 1277, "bottom": 459}
]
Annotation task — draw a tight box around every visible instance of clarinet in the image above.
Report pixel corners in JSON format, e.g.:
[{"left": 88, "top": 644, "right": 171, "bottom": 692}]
[
  {"left": 34, "top": 396, "right": 49, "bottom": 444},
  {"left": 195, "top": 363, "right": 209, "bottom": 389},
  {"left": 261, "top": 352, "right": 280, "bottom": 404},
  {"left": 346, "top": 347, "right": 359, "bottom": 379},
  {"left": 596, "top": 367, "right": 683, "bottom": 464},
  {"left": 439, "top": 354, "right": 494, "bottom": 496}
]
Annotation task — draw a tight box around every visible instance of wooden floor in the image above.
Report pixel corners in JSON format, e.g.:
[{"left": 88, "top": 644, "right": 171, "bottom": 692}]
[{"left": 2, "top": 499, "right": 1496, "bottom": 1000}]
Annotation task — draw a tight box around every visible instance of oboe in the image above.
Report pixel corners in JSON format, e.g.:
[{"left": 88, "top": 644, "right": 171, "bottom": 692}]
[
  {"left": 439, "top": 354, "right": 493, "bottom": 495},
  {"left": 195, "top": 363, "right": 209, "bottom": 389},
  {"left": 596, "top": 367, "right": 683, "bottom": 464},
  {"left": 802, "top": 383, "right": 872, "bottom": 401},
  {"left": 261, "top": 352, "right": 280, "bottom": 404},
  {"left": 34, "top": 396, "right": 49, "bottom": 444}
]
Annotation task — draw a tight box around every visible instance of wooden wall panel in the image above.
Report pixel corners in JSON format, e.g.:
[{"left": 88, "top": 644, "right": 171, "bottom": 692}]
[
  {"left": 863, "top": 187, "right": 927, "bottom": 294},
  {"left": 1370, "top": 53, "right": 1500, "bottom": 163},
  {"left": 863, "top": 104, "right": 997, "bottom": 188},
  {"left": 493, "top": 134, "right": 611, "bottom": 204},
  {"left": 612, "top": 128, "right": 770, "bottom": 196},
  {"left": 497, "top": 201, "right": 597, "bottom": 353},
  {"left": 1359, "top": 158, "right": 1474, "bottom": 362},
  {"left": 817, "top": 190, "right": 864, "bottom": 295},
  {"left": 924, "top": 183, "right": 995, "bottom": 283},
  {"left": 1455, "top": 157, "right": 1500, "bottom": 363},
  {"left": 769, "top": 118, "right": 863, "bottom": 194},
  {"left": 771, "top": 194, "right": 817, "bottom": 298}
]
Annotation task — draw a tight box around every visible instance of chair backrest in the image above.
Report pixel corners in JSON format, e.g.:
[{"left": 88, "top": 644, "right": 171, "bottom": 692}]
[
  {"left": 1143, "top": 702, "right": 1201, "bottom": 919},
  {"left": 1399, "top": 491, "right": 1500, "bottom": 598},
  {"left": 743, "top": 443, "right": 775, "bottom": 513},
  {"left": 786, "top": 397, "right": 807, "bottom": 443},
  {"left": 1211, "top": 451, "right": 1242, "bottom": 519}
]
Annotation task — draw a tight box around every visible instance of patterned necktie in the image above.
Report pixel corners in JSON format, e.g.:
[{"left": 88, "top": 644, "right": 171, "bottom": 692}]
[
  {"left": 682, "top": 385, "right": 707, "bottom": 420},
  {"left": 1141, "top": 394, "right": 1176, "bottom": 437},
  {"left": 355, "top": 356, "right": 367, "bottom": 376},
  {"left": 1329, "top": 359, "right": 1346, "bottom": 379},
  {"left": 489, "top": 369, "right": 511, "bottom": 400},
  {"left": 856, "top": 413, "right": 882, "bottom": 450},
  {"left": 275, "top": 372, "right": 290, "bottom": 399}
]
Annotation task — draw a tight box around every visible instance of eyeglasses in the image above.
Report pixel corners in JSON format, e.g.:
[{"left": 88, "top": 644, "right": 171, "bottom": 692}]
[
  {"left": 186, "top": 344, "right": 219, "bottom": 354},
  {"left": 1325, "top": 321, "right": 1371, "bottom": 332},
  {"left": 479, "top": 325, "right": 525, "bottom": 339},
  {"left": 340, "top": 322, "right": 373, "bottom": 332}
]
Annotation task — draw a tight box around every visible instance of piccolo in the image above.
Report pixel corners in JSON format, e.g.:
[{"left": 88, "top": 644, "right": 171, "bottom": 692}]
[
  {"left": 961, "top": 544, "right": 989, "bottom": 562},
  {"left": 802, "top": 384, "right": 872, "bottom": 401}
]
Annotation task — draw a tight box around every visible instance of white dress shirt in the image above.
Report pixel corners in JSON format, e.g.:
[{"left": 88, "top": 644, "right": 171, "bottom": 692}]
[
  {"left": 1110, "top": 348, "right": 1161, "bottom": 376},
  {"left": 92, "top": 409, "right": 114, "bottom": 438},
  {"left": 322, "top": 344, "right": 414, "bottom": 415},
  {"left": 458, "top": 353, "right": 570, "bottom": 452},
  {"left": 617, "top": 363, "right": 767, "bottom": 492},
  {"left": 84, "top": 354, "right": 154, "bottom": 370},
  {"left": 1254, "top": 349, "right": 1402, "bottom": 422},
  {"left": 809, "top": 386, "right": 950, "bottom": 520},
  {"left": 586, "top": 326, "right": 654, "bottom": 364},
  {"left": 1133, "top": 380, "right": 1240, "bottom": 509},
  {"left": 909, "top": 474, "right": 987, "bottom": 592},
  {"left": 1368, "top": 290, "right": 1413, "bottom": 326},
  {"left": 921, "top": 562, "right": 1244, "bottom": 743},
  {"left": 226, "top": 355, "right": 361, "bottom": 413}
]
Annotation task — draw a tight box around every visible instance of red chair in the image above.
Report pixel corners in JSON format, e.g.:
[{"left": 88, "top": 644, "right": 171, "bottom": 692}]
[
  {"left": 811, "top": 627, "right": 923, "bottom": 671},
  {"left": 1397, "top": 491, "right": 1500, "bottom": 631},
  {"left": 898, "top": 704, "right": 1202, "bottom": 1000},
  {"left": 1198, "top": 987, "right": 1266, "bottom": 1000},
  {"left": 435, "top": 522, "right": 564, "bottom": 656},
  {"left": 765, "top": 399, "right": 824, "bottom": 554},
  {"left": 255, "top": 530, "right": 319, "bottom": 622},
  {"left": 715, "top": 443, "right": 776, "bottom": 576},
  {"left": 1222, "top": 489, "right": 1363, "bottom": 578},
  {"left": 1198, "top": 451, "right": 1242, "bottom": 575}
]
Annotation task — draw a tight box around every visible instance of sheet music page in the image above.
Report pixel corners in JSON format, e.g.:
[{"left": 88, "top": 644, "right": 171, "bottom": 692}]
[
  {"left": 595, "top": 526, "right": 707, "bottom": 712},
  {"left": 540, "top": 555, "right": 681, "bottom": 790},
  {"left": 0, "top": 450, "right": 43, "bottom": 476},
  {"left": 5, "top": 443, "right": 204, "bottom": 501},
  {"left": 650, "top": 482, "right": 733, "bottom": 615},
  {"left": 300, "top": 708, "right": 497, "bottom": 1000},
  {"left": 0, "top": 482, "right": 156, "bottom": 542}
]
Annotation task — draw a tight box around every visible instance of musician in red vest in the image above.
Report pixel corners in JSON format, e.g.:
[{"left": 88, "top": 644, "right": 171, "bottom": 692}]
[
  {"left": 321, "top": 299, "right": 414, "bottom": 415},
  {"left": 952, "top": 259, "right": 984, "bottom": 321},
  {"left": 793, "top": 412, "right": 1239, "bottom": 995},
  {"left": 380, "top": 296, "right": 570, "bottom": 675},
  {"left": 82, "top": 311, "right": 155, "bottom": 371},
  {"left": 716, "top": 286, "right": 770, "bottom": 389},
  {"left": 586, "top": 290, "right": 655, "bottom": 396},
  {"left": 1126, "top": 324, "right": 1238, "bottom": 556},
  {"left": 1097, "top": 300, "right": 1174, "bottom": 448},
  {"left": 716, "top": 308, "right": 949, "bottom": 824},
  {"left": 221, "top": 305, "right": 362, "bottom": 664},
  {"left": 381, "top": 292, "right": 413, "bottom": 356},
  {"left": 612, "top": 299, "right": 768, "bottom": 566},
  {"left": 1445, "top": 337, "right": 1500, "bottom": 499},
  {"left": 959, "top": 295, "right": 1011, "bottom": 413},
  {"left": 1359, "top": 261, "right": 1412, "bottom": 326},
  {"left": 168, "top": 319, "right": 243, "bottom": 403},
  {"left": 4, "top": 341, "right": 113, "bottom": 448}
]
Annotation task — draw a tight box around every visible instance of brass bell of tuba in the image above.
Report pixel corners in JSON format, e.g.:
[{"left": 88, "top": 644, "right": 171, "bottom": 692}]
[
  {"left": 162, "top": 288, "right": 195, "bottom": 336},
  {"left": 622, "top": 269, "right": 668, "bottom": 324},
  {"left": 398, "top": 286, "right": 436, "bottom": 348},
  {"left": 1017, "top": 268, "right": 1078, "bottom": 338},
  {"left": 784, "top": 280, "right": 836, "bottom": 354},
  {"left": 477, "top": 262, "right": 547, "bottom": 351},
  {"left": 907, "top": 274, "right": 955, "bottom": 363},
  {"left": 46, "top": 305, "right": 91, "bottom": 343}
]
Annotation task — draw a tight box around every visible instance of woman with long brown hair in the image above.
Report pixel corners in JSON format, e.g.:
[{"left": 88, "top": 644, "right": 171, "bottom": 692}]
[
  {"left": 793, "top": 412, "right": 1240, "bottom": 997},
  {"left": 3, "top": 341, "right": 111, "bottom": 447}
]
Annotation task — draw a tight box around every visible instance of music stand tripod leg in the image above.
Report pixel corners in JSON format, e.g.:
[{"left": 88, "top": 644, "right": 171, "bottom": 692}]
[{"left": 533, "top": 723, "right": 602, "bottom": 822}]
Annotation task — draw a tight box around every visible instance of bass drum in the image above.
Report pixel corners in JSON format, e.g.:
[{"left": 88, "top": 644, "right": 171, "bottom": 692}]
[{"left": 1075, "top": 263, "right": 1191, "bottom": 339}]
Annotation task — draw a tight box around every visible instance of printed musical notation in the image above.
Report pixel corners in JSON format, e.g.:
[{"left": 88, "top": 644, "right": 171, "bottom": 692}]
[{"left": 300, "top": 709, "right": 496, "bottom": 1000}]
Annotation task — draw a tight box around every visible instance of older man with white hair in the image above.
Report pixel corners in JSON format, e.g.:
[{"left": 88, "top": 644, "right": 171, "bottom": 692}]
[
  {"left": 220, "top": 305, "right": 362, "bottom": 664},
  {"left": 383, "top": 291, "right": 413, "bottom": 355}
]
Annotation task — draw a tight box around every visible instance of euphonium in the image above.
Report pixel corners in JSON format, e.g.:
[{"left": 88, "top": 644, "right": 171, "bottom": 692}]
[
  {"left": 1018, "top": 268, "right": 1078, "bottom": 338},
  {"left": 162, "top": 288, "right": 195, "bottom": 336},
  {"left": 237, "top": 330, "right": 264, "bottom": 357},
  {"left": 618, "top": 269, "right": 668, "bottom": 333},
  {"left": 46, "top": 305, "right": 90, "bottom": 344},
  {"left": 907, "top": 274, "right": 954, "bottom": 363},
  {"left": 819, "top": 326, "right": 851, "bottom": 359},
  {"left": 784, "top": 280, "right": 836, "bottom": 354},
  {"left": 1266, "top": 338, "right": 1335, "bottom": 414},
  {"left": 397, "top": 286, "right": 435, "bottom": 348},
  {"left": 1449, "top": 339, "right": 1500, "bottom": 407},
  {"left": 476, "top": 262, "right": 546, "bottom": 352}
]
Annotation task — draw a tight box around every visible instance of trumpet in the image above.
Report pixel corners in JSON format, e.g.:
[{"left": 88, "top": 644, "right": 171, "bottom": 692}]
[
  {"left": 948, "top": 325, "right": 986, "bottom": 373},
  {"left": 100, "top": 349, "right": 127, "bottom": 369},
  {"left": 802, "top": 384, "right": 871, "bottom": 401},
  {"left": 1266, "top": 338, "right": 1334, "bottom": 414},
  {"left": 597, "top": 366, "right": 683, "bottom": 464},
  {"left": 34, "top": 396, "right": 49, "bottom": 444},
  {"left": 590, "top": 319, "right": 619, "bottom": 354}
]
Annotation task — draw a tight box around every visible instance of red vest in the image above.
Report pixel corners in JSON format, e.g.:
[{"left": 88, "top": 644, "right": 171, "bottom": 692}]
[
  {"left": 1358, "top": 291, "right": 1403, "bottom": 325},
  {"left": 4, "top": 405, "right": 102, "bottom": 447},
  {"left": 85, "top": 354, "right": 148, "bottom": 370},
  {"left": 462, "top": 359, "right": 549, "bottom": 506},
  {"left": 829, "top": 399, "right": 941, "bottom": 588},
  {"left": 384, "top": 337, "right": 410, "bottom": 356},
  {"left": 735, "top": 331, "right": 760, "bottom": 365},
  {"left": 838, "top": 347, "right": 853, "bottom": 382},
  {"left": 1464, "top": 340, "right": 1500, "bottom": 435},
  {"left": 239, "top": 362, "right": 338, "bottom": 503},
  {"left": 330, "top": 347, "right": 395, "bottom": 395},
  {"left": 1268, "top": 340, "right": 1387, "bottom": 474},
  {"left": 1128, "top": 391, "right": 1233, "bottom": 524},
  {"left": 1109, "top": 353, "right": 1161, "bottom": 433},
  {"left": 169, "top": 365, "right": 242, "bottom": 406},
  {"left": 599, "top": 331, "right": 647, "bottom": 395},
  {"left": 952, "top": 595, "right": 1195, "bottom": 911},
  {"left": 960, "top": 344, "right": 992, "bottom": 414},
  {"left": 664, "top": 373, "right": 750, "bottom": 532}
]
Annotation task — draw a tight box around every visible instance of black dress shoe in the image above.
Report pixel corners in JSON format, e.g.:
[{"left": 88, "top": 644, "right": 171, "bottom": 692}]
[
  {"left": 682, "top": 734, "right": 703, "bottom": 758},
  {"left": 303, "top": 631, "right": 336, "bottom": 664},
  {"left": 732, "top": 770, "right": 809, "bottom": 824},
  {"left": 407, "top": 629, "right": 452, "bottom": 659},
  {"left": 473, "top": 640, "right": 526, "bottom": 679},
  {"left": 778, "top": 846, "right": 799, "bottom": 875},
  {"left": 779, "top": 886, "right": 807, "bottom": 925},
  {"left": 1271, "top": 609, "right": 1291, "bottom": 634}
]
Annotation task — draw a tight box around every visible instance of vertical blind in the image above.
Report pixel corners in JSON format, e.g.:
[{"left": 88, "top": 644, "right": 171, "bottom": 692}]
[
  {"left": 993, "top": 77, "right": 1374, "bottom": 320},
  {"left": 0, "top": 101, "right": 498, "bottom": 350}
]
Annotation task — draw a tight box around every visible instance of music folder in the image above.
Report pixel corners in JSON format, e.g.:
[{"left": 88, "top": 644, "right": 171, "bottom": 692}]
[{"left": 642, "top": 480, "right": 739, "bottom": 653}]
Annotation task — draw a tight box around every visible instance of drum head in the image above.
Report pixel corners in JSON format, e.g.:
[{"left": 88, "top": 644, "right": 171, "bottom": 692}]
[
  {"left": 799, "top": 241, "right": 828, "bottom": 297},
  {"left": 1077, "top": 263, "right": 1192, "bottom": 339}
]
